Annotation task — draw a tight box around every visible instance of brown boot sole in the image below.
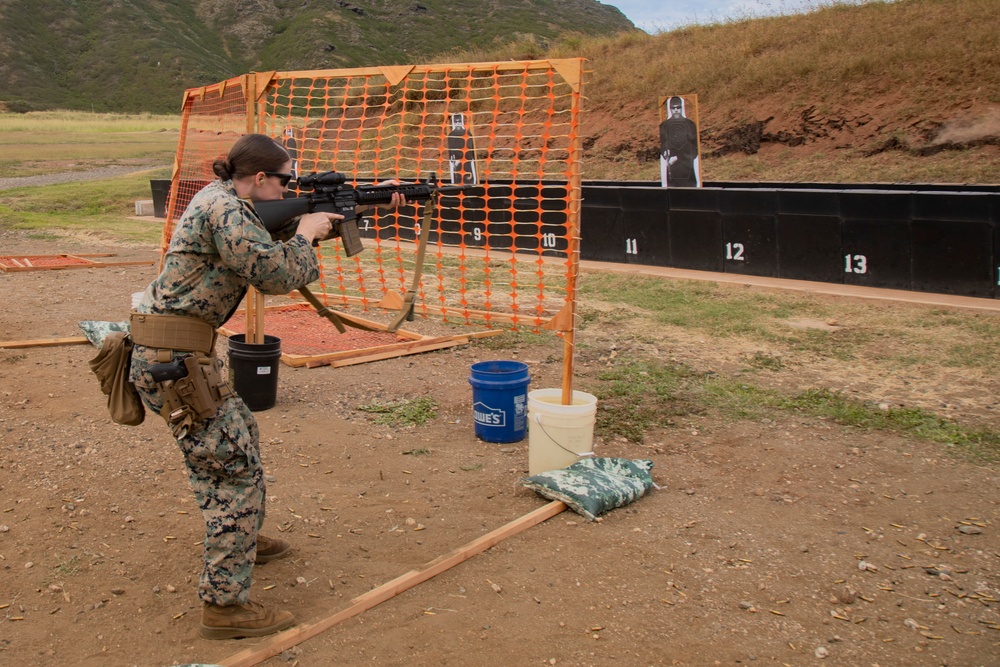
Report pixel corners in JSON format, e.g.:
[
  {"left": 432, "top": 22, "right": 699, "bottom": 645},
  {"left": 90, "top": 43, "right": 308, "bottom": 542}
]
[
  {"left": 255, "top": 544, "right": 291, "bottom": 564},
  {"left": 199, "top": 614, "right": 295, "bottom": 640}
]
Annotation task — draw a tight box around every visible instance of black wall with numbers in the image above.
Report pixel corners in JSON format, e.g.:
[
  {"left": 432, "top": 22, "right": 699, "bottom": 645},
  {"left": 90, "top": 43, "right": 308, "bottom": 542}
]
[
  {"left": 317, "top": 177, "right": 1000, "bottom": 300},
  {"left": 580, "top": 182, "right": 1000, "bottom": 300},
  {"left": 356, "top": 181, "right": 571, "bottom": 256}
]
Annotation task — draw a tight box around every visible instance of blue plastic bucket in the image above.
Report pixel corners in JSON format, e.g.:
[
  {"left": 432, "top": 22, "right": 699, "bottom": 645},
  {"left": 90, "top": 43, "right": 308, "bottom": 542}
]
[{"left": 468, "top": 360, "right": 530, "bottom": 443}]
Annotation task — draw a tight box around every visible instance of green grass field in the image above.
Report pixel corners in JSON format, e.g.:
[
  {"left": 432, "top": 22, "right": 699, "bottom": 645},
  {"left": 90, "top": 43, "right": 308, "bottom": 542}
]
[{"left": 0, "top": 111, "right": 179, "bottom": 178}]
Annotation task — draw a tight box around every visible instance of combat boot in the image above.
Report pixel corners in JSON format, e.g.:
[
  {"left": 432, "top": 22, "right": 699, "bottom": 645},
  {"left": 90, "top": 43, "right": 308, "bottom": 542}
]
[
  {"left": 200, "top": 600, "right": 295, "bottom": 640},
  {"left": 255, "top": 534, "right": 291, "bottom": 563}
]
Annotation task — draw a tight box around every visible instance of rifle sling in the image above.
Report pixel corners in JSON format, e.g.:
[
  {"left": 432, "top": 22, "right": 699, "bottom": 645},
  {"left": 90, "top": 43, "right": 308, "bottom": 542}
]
[
  {"left": 387, "top": 197, "right": 434, "bottom": 333},
  {"left": 298, "top": 286, "right": 382, "bottom": 333}
]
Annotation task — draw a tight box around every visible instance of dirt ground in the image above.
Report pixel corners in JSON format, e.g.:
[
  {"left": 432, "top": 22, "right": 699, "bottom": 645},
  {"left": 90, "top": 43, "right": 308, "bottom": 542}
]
[{"left": 1, "top": 228, "right": 998, "bottom": 667}]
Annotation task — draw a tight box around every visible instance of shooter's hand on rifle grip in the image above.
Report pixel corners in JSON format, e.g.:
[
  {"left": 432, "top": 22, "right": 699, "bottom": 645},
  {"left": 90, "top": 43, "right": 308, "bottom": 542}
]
[{"left": 296, "top": 211, "right": 341, "bottom": 245}]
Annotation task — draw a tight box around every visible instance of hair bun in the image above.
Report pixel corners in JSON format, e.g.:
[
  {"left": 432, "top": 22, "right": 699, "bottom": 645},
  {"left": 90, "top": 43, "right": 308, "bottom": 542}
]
[{"left": 212, "top": 156, "right": 233, "bottom": 179}]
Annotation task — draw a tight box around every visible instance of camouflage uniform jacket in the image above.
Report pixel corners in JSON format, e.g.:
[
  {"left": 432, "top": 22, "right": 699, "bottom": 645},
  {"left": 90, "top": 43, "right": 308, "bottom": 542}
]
[{"left": 130, "top": 179, "right": 318, "bottom": 387}]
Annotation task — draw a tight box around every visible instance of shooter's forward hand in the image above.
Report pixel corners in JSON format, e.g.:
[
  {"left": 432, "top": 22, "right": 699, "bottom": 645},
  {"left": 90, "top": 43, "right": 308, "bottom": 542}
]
[{"left": 373, "top": 179, "right": 408, "bottom": 208}]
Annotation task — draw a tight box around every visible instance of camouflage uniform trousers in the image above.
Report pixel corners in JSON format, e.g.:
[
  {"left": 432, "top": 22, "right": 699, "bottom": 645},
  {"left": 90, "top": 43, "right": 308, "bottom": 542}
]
[{"left": 135, "top": 385, "right": 266, "bottom": 606}]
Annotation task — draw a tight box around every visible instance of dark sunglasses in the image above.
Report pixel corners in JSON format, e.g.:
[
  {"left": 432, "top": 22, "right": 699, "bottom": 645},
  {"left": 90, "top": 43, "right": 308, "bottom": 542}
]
[{"left": 264, "top": 171, "right": 293, "bottom": 186}]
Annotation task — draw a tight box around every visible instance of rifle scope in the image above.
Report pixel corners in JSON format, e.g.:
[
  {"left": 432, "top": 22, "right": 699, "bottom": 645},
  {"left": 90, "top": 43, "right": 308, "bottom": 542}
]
[{"left": 298, "top": 171, "right": 347, "bottom": 189}]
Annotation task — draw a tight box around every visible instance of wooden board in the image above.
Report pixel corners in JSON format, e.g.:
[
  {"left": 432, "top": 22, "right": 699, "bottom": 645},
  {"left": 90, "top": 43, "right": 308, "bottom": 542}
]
[
  {"left": 218, "top": 501, "right": 567, "bottom": 667},
  {"left": 0, "top": 336, "right": 91, "bottom": 349}
]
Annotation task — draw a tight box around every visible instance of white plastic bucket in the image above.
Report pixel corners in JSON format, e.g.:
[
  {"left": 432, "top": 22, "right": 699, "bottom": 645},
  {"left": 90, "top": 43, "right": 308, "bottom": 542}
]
[{"left": 527, "top": 388, "right": 597, "bottom": 476}]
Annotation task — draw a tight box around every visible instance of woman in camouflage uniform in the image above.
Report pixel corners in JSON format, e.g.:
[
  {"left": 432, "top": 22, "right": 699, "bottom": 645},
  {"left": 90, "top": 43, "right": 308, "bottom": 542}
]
[{"left": 130, "top": 134, "right": 342, "bottom": 639}]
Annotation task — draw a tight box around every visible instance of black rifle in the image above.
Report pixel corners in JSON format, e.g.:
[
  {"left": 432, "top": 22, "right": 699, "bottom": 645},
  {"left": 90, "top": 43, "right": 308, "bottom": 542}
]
[{"left": 254, "top": 171, "right": 470, "bottom": 256}]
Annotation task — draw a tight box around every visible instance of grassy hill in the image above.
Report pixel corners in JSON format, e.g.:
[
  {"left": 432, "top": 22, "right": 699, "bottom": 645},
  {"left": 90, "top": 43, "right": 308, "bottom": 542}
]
[
  {"left": 1, "top": 0, "right": 996, "bottom": 184},
  {"left": 0, "top": 0, "right": 633, "bottom": 113}
]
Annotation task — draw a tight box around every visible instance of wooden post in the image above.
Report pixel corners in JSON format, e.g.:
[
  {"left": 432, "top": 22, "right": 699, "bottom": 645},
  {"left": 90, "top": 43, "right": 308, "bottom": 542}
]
[
  {"left": 560, "top": 59, "right": 585, "bottom": 406},
  {"left": 253, "top": 290, "right": 265, "bottom": 344},
  {"left": 240, "top": 73, "right": 268, "bottom": 345},
  {"left": 217, "top": 501, "right": 566, "bottom": 667},
  {"left": 244, "top": 287, "right": 254, "bottom": 344},
  {"left": 244, "top": 287, "right": 266, "bottom": 345}
]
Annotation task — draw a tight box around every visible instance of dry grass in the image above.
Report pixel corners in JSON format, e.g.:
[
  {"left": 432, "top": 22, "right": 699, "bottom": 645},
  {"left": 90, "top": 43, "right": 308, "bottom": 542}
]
[
  {"left": 449, "top": 0, "right": 1000, "bottom": 183},
  {"left": 676, "top": 144, "right": 999, "bottom": 184},
  {"left": 563, "top": 0, "right": 1000, "bottom": 121}
]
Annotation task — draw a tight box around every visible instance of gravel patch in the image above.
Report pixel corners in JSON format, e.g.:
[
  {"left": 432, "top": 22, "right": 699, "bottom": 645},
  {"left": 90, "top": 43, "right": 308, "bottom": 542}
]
[{"left": 0, "top": 163, "right": 169, "bottom": 191}]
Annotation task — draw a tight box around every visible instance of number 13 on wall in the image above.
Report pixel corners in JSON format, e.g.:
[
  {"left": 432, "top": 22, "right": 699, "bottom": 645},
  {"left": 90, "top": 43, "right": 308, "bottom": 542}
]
[{"left": 844, "top": 254, "right": 868, "bottom": 274}]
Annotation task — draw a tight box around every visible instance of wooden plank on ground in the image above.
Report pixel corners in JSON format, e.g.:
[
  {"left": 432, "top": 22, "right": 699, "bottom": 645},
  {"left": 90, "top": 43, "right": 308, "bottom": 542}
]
[
  {"left": 303, "top": 334, "right": 467, "bottom": 368},
  {"left": 218, "top": 500, "right": 567, "bottom": 667},
  {"left": 0, "top": 337, "right": 91, "bottom": 349},
  {"left": 0, "top": 263, "right": 91, "bottom": 273},
  {"left": 1, "top": 253, "right": 112, "bottom": 259},
  {"left": 321, "top": 335, "right": 470, "bottom": 368},
  {"left": 91, "top": 260, "right": 156, "bottom": 268}
]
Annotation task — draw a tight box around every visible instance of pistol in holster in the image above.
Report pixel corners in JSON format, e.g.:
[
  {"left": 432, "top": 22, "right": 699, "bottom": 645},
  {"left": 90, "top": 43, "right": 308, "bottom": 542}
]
[{"left": 149, "top": 355, "right": 233, "bottom": 439}]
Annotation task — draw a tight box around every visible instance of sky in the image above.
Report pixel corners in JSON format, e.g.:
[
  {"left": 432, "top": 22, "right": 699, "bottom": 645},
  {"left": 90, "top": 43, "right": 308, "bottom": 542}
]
[{"left": 603, "top": 0, "right": 855, "bottom": 33}]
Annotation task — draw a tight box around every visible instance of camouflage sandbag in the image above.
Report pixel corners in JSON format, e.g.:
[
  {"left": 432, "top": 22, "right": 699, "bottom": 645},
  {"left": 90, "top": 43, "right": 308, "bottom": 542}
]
[
  {"left": 79, "top": 320, "right": 129, "bottom": 348},
  {"left": 520, "top": 457, "right": 655, "bottom": 521}
]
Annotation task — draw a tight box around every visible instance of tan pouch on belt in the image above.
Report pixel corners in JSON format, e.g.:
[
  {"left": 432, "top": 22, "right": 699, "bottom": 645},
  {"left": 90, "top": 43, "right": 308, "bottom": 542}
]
[{"left": 89, "top": 331, "right": 146, "bottom": 426}]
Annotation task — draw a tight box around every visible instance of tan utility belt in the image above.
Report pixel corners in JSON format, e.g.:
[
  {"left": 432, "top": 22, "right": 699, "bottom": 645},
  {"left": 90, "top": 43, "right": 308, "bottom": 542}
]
[
  {"left": 130, "top": 311, "right": 230, "bottom": 438},
  {"left": 130, "top": 311, "right": 217, "bottom": 360}
]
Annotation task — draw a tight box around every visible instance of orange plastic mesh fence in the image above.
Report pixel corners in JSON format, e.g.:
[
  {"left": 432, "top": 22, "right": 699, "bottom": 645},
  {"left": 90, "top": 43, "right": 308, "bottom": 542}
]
[
  {"left": 164, "top": 60, "right": 584, "bottom": 333},
  {"left": 161, "top": 76, "right": 249, "bottom": 255}
]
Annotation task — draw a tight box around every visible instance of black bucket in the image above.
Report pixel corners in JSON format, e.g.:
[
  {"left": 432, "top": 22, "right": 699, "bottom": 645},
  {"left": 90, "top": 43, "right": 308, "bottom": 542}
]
[
  {"left": 150, "top": 179, "right": 171, "bottom": 218},
  {"left": 228, "top": 334, "right": 282, "bottom": 411}
]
